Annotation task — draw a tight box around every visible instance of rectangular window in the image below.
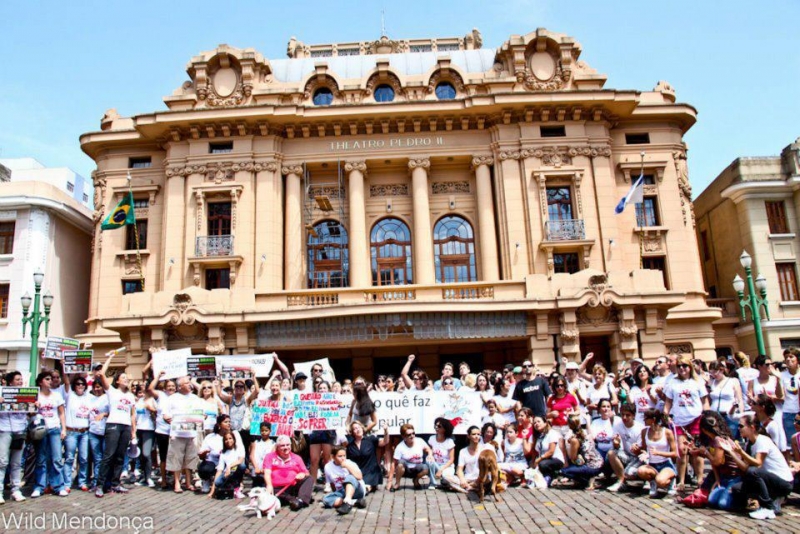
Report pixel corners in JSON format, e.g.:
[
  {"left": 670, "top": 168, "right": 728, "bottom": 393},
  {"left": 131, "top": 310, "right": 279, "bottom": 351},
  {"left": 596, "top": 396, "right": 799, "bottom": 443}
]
[
  {"left": 777, "top": 263, "right": 799, "bottom": 301},
  {"left": 642, "top": 256, "right": 669, "bottom": 289},
  {"left": 546, "top": 187, "right": 573, "bottom": 221},
  {"left": 700, "top": 230, "right": 711, "bottom": 261},
  {"left": 67, "top": 182, "right": 74, "bottom": 192},
  {"left": 128, "top": 157, "right": 152, "bottom": 169},
  {"left": 540, "top": 125, "right": 566, "bottom": 138},
  {"left": 122, "top": 280, "right": 143, "bottom": 295},
  {"left": 635, "top": 197, "right": 660, "bottom": 227},
  {"left": 207, "top": 203, "right": 232, "bottom": 235},
  {"left": 0, "top": 283, "right": 8, "bottom": 318},
  {"left": 209, "top": 142, "right": 233, "bottom": 154},
  {"left": 642, "top": 174, "right": 656, "bottom": 185},
  {"left": 0, "top": 222, "right": 14, "bottom": 254},
  {"left": 766, "top": 201, "right": 789, "bottom": 234},
  {"left": 133, "top": 198, "right": 149, "bottom": 209},
  {"left": 553, "top": 253, "right": 580, "bottom": 274},
  {"left": 206, "top": 268, "right": 231, "bottom": 290},
  {"left": 125, "top": 220, "right": 148, "bottom": 250},
  {"left": 82, "top": 193, "right": 89, "bottom": 203},
  {"left": 625, "top": 133, "right": 650, "bottom": 145}
]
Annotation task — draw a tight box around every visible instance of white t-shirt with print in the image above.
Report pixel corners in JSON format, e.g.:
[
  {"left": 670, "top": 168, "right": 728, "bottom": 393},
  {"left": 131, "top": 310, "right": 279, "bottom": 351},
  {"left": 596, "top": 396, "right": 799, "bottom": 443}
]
[
  {"left": 780, "top": 369, "right": 800, "bottom": 414},
  {"left": 535, "top": 429, "right": 565, "bottom": 464},
  {"left": 106, "top": 386, "right": 135, "bottom": 426},
  {"left": 665, "top": 378, "right": 707, "bottom": 427},
  {"left": 64, "top": 391, "right": 92, "bottom": 429},
  {"left": 612, "top": 419, "right": 645, "bottom": 455},
  {"left": 89, "top": 394, "right": 109, "bottom": 435},
  {"left": 393, "top": 438, "right": 427, "bottom": 464},
  {"left": 590, "top": 417, "right": 616, "bottom": 453},
  {"left": 492, "top": 394, "right": 517, "bottom": 425},
  {"left": 218, "top": 448, "right": 243, "bottom": 473},
  {"left": 427, "top": 436, "right": 455, "bottom": 466},
  {"left": 457, "top": 444, "right": 495, "bottom": 481},
  {"left": 324, "top": 460, "right": 365, "bottom": 493},
  {"left": 38, "top": 390, "right": 65, "bottom": 429},
  {"left": 252, "top": 439, "right": 275, "bottom": 471},
  {"left": 751, "top": 435, "right": 793, "bottom": 482}
]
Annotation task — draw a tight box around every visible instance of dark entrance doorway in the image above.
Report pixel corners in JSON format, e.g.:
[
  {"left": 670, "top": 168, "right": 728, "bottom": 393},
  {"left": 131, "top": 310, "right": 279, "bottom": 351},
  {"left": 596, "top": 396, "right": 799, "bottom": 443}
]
[{"left": 580, "top": 335, "right": 611, "bottom": 371}]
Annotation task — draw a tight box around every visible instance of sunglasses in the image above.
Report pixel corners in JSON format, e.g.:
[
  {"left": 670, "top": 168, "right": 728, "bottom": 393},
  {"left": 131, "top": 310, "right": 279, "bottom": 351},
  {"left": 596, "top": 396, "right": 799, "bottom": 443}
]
[
  {"left": 677, "top": 364, "right": 691, "bottom": 369},
  {"left": 555, "top": 384, "right": 566, "bottom": 388},
  {"left": 443, "top": 381, "right": 453, "bottom": 385},
  {"left": 738, "top": 424, "right": 746, "bottom": 429},
  {"left": 405, "top": 432, "right": 415, "bottom": 437},
  {"left": 522, "top": 364, "right": 533, "bottom": 368}
]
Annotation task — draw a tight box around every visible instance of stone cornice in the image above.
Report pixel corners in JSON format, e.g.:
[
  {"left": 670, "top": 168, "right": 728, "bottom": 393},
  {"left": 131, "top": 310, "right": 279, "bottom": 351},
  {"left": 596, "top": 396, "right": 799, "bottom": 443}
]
[{"left": 281, "top": 164, "right": 304, "bottom": 176}]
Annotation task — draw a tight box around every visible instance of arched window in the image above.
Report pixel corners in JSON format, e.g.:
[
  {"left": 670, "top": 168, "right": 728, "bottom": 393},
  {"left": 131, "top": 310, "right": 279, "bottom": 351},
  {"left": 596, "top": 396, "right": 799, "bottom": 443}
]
[
  {"left": 374, "top": 84, "right": 395, "bottom": 102},
  {"left": 370, "top": 218, "right": 412, "bottom": 286},
  {"left": 313, "top": 87, "right": 334, "bottom": 106},
  {"left": 308, "top": 220, "right": 348, "bottom": 288},
  {"left": 433, "top": 216, "right": 476, "bottom": 283},
  {"left": 435, "top": 82, "right": 456, "bottom": 100}
]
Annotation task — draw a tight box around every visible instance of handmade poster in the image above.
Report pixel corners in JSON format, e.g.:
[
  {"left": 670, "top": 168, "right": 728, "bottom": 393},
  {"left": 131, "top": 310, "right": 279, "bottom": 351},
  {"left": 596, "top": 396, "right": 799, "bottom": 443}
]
[
  {"left": 369, "top": 391, "right": 483, "bottom": 435},
  {"left": 0, "top": 387, "right": 39, "bottom": 413},
  {"left": 151, "top": 348, "right": 192, "bottom": 380},
  {"left": 169, "top": 409, "right": 204, "bottom": 434},
  {"left": 62, "top": 350, "right": 94, "bottom": 374},
  {"left": 290, "top": 392, "right": 349, "bottom": 432},
  {"left": 218, "top": 361, "right": 253, "bottom": 381},
  {"left": 249, "top": 398, "right": 295, "bottom": 436},
  {"left": 44, "top": 336, "right": 80, "bottom": 360},
  {"left": 187, "top": 356, "right": 216, "bottom": 379},
  {"left": 217, "top": 354, "right": 275, "bottom": 378},
  {"left": 293, "top": 357, "right": 335, "bottom": 383}
]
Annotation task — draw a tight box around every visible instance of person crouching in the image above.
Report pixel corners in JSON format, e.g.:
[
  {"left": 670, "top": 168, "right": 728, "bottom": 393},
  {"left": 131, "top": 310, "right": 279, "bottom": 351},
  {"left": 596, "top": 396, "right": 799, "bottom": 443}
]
[{"left": 322, "top": 446, "right": 367, "bottom": 515}]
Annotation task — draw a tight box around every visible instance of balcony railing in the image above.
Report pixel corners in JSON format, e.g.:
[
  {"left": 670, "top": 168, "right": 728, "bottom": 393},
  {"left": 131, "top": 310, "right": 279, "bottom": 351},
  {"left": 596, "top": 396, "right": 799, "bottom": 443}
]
[
  {"left": 287, "top": 292, "right": 339, "bottom": 307},
  {"left": 545, "top": 219, "right": 585, "bottom": 241},
  {"left": 706, "top": 297, "right": 738, "bottom": 318},
  {"left": 195, "top": 235, "right": 234, "bottom": 257},
  {"left": 442, "top": 285, "right": 495, "bottom": 300},
  {"left": 364, "top": 288, "right": 416, "bottom": 302}
]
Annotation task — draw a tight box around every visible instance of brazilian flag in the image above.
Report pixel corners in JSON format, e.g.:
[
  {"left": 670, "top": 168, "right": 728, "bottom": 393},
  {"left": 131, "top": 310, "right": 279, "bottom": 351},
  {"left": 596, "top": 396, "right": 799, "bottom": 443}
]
[{"left": 101, "top": 192, "right": 136, "bottom": 230}]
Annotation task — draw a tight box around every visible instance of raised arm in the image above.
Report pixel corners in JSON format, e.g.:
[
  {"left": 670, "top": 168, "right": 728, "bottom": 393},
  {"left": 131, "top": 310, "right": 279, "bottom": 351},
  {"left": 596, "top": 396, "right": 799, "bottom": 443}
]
[
  {"left": 400, "top": 354, "right": 416, "bottom": 389},
  {"left": 215, "top": 379, "right": 232, "bottom": 404},
  {"left": 148, "top": 371, "right": 163, "bottom": 399},
  {"left": 95, "top": 351, "right": 115, "bottom": 391},
  {"left": 577, "top": 352, "right": 595, "bottom": 381},
  {"left": 273, "top": 354, "right": 290, "bottom": 379}
]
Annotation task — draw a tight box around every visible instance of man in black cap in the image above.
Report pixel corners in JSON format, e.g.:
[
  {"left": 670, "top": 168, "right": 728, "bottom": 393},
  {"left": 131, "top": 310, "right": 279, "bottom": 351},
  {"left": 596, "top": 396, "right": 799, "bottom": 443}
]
[{"left": 293, "top": 372, "right": 309, "bottom": 393}]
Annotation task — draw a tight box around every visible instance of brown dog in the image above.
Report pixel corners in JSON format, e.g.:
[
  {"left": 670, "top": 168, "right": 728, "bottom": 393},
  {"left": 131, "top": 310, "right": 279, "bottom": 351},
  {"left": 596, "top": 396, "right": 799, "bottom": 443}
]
[{"left": 477, "top": 446, "right": 502, "bottom": 503}]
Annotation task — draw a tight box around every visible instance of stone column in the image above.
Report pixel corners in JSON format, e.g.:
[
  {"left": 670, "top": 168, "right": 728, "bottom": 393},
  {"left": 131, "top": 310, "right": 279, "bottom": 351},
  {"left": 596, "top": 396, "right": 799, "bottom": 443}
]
[
  {"left": 409, "top": 157, "right": 435, "bottom": 285},
  {"left": 471, "top": 156, "right": 499, "bottom": 281},
  {"left": 282, "top": 164, "right": 304, "bottom": 290},
  {"left": 345, "top": 160, "right": 370, "bottom": 288},
  {"left": 496, "top": 151, "right": 531, "bottom": 280},
  {"left": 163, "top": 167, "right": 187, "bottom": 291},
  {"left": 254, "top": 160, "right": 282, "bottom": 291}
]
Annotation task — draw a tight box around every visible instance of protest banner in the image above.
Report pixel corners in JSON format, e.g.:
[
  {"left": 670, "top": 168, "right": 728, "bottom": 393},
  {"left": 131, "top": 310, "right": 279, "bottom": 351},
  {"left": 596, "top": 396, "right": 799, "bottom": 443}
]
[
  {"left": 62, "top": 350, "right": 94, "bottom": 374},
  {"left": 293, "top": 357, "right": 335, "bottom": 383},
  {"left": 217, "top": 354, "right": 275, "bottom": 378},
  {"left": 0, "top": 387, "right": 39, "bottom": 413},
  {"left": 218, "top": 361, "right": 253, "bottom": 381},
  {"left": 370, "top": 391, "right": 483, "bottom": 435},
  {"left": 44, "top": 336, "right": 80, "bottom": 360},
  {"left": 151, "top": 348, "right": 191, "bottom": 380},
  {"left": 290, "top": 392, "right": 349, "bottom": 432},
  {"left": 187, "top": 356, "right": 216, "bottom": 379},
  {"left": 249, "top": 398, "right": 295, "bottom": 436},
  {"left": 169, "top": 409, "right": 204, "bottom": 434}
]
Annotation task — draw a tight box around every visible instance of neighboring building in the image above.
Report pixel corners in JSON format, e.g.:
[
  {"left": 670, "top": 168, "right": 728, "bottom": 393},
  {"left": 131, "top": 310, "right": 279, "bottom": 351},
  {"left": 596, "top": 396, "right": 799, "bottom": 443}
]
[
  {"left": 78, "top": 28, "right": 718, "bottom": 379},
  {"left": 0, "top": 158, "right": 93, "bottom": 210},
  {"left": 0, "top": 178, "right": 93, "bottom": 376},
  {"left": 695, "top": 138, "right": 800, "bottom": 358}
]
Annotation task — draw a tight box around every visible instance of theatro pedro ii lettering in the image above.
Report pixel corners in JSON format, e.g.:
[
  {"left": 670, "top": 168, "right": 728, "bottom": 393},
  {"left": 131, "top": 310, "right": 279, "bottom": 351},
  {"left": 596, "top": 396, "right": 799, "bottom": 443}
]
[{"left": 329, "top": 136, "right": 445, "bottom": 151}]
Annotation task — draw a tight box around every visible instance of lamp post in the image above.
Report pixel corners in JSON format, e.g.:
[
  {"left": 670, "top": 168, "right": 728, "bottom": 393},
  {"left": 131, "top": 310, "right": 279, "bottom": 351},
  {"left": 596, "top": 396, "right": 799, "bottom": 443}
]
[
  {"left": 20, "top": 269, "right": 54, "bottom": 385},
  {"left": 732, "top": 250, "right": 770, "bottom": 357}
]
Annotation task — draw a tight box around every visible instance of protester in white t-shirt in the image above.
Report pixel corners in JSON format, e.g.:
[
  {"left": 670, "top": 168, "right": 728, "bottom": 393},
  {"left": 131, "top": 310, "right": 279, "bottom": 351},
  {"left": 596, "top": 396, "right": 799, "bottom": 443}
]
[
  {"left": 88, "top": 380, "right": 109, "bottom": 486},
  {"left": 163, "top": 376, "right": 203, "bottom": 494},
  {"left": 0, "top": 371, "right": 29, "bottom": 502},
  {"left": 322, "top": 446, "right": 366, "bottom": 515},
  {"left": 208, "top": 432, "right": 245, "bottom": 499},
  {"left": 389, "top": 423, "right": 433, "bottom": 491},
  {"left": 133, "top": 385, "right": 158, "bottom": 487},
  {"left": 148, "top": 375, "right": 176, "bottom": 489},
  {"left": 62, "top": 374, "right": 92, "bottom": 491},
  {"left": 31, "top": 371, "right": 68, "bottom": 498},
  {"left": 781, "top": 350, "right": 800, "bottom": 445},
  {"left": 451, "top": 425, "right": 496, "bottom": 494},
  {"left": 606, "top": 403, "right": 646, "bottom": 492},
  {"left": 426, "top": 417, "right": 455, "bottom": 489},
  {"left": 249, "top": 421, "right": 275, "bottom": 488}
]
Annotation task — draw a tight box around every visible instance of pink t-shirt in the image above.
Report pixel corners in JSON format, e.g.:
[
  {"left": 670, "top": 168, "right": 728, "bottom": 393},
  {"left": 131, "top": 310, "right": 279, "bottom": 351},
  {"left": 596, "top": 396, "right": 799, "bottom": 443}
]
[
  {"left": 263, "top": 451, "right": 308, "bottom": 487},
  {"left": 547, "top": 394, "right": 578, "bottom": 427}
]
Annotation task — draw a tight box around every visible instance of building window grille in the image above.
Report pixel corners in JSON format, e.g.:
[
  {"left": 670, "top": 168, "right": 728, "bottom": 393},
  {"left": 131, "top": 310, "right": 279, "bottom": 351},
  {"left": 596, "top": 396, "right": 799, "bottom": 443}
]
[
  {"left": 635, "top": 197, "right": 660, "bottom": 227},
  {"left": 313, "top": 88, "right": 334, "bottom": 106},
  {"left": 435, "top": 82, "right": 456, "bottom": 100},
  {"left": 0, "top": 222, "right": 14, "bottom": 254},
  {"left": 371, "top": 218, "right": 413, "bottom": 286},
  {"left": 777, "top": 263, "right": 799, "bottom": 301},
  {"left": 546, "top": 187, "right": 573, "bottom": 221},
  {"left": 209, "top": 142, "right": 233, "bottom": 154},
  {"left": 433, "top": 216, "right": 476, "bottom": 283},
  {"left": 374, "top": 85, "right": 395, "bottom": 102},
  {"left": 766, "top": 201, "right": 789, "bottom": 234}
]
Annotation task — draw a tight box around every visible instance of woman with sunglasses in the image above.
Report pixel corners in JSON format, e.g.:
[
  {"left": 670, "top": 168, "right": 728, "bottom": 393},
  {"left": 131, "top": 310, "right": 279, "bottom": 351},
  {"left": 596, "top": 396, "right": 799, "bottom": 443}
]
[
  {"left": 427, "top": 417, "right": 455, "bottom": 489},
  {"left": 747, "top": 355, "right": 784, "bottom": 417},
  {"left": 627, "top": 364, "right": 657, "bottom": 424},
  {"left": 400, "top": 354, "right": 432, "bottom": 391},
  {"left": 389, "top": 423, "right": 434, "bottom": 492},
  {"left": 634, "top": 409, "right": 678, "bottom": 498},
  {"left": 492, "top": 377, "right": 517, "bottom": 429},
  {"left": 664, "top": 355, "right": 709, "bottom": 491},
  {"left": 546, "top": 375, "right": 579, "bottom": 441},
  {"left": 708, "top": 361, "right": 743, "bottom": 439},
  {"left": 197, "top": 380, "right": 224, "bottom": 438},
  {"left": 62, "top": 373, "right": 93, "bottom": 491},
  {"left": 532, "top": 415, "right": 565, "bottom": 486},
  {"left": 148, "top": 374, "right": 176, "bottom": 490},
  {"left": 752, "top": 394, "right": 788, "bottom": 456},
  {"left": 215, "top": 376, "right": 258, "bottom": 459},
  {"left": 780, "top": 350, "right": 800, "bottom": 444},
  {"left": 132, "top": 383, "right": 157, "bottom": 487},
  {"left": 720, "top": 414, "right": 793, "bottom": 520},
  {"left": 586, "top": 365, "right": 618, "bottom": 420},
  {"left": 31, "top": 371, "right": 68, "bottom": 498}
]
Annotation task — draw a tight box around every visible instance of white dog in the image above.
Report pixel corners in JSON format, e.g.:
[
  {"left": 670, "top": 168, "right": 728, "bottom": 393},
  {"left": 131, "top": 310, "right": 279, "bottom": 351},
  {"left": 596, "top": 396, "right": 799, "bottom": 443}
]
[{"left": 236, "top": 487, "right": 281, "bottom": 520}]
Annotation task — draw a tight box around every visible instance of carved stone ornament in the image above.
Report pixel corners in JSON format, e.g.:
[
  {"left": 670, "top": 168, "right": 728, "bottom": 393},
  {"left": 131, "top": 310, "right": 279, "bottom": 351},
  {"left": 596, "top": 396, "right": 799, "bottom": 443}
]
[
  {"left": 205, "top": 328, "right": 226, "bottom": 355},
  {"left": 427, "top": 71, "right": 464, "bottom": 94},
  {"left": 560, "top": 328, "right": 580, "bottom": 342},
  {"left": 577, "top": 305, "right": 618, "bottom": 326},
  {"left": 124, "top": 256, "right": 142, "bottom": 276},
  {"left": 303, "top": 78, "right": 341, "bottom": 100},
  {"left": 666, "top": 343, "right": 693, "bottom": 356},
  {"left": 168, "top": 324, "right": 208, "bottom": 342},
  {"left": 408, "top": 158, "right": 431, "bottom": 171},
  {"left": 585, "top": 274, "right": 615, "bottom": 308},
  {"left": 365, "top": 36, "right": 408, "bottom": 55},
  {"left": 619, "top": 323, "right": 639, "bottom": 340},
  {"left": 282, "top": 165, "right": 304, "bottom": 176},
  {"left": 470, "top": 156, "right": 494, "bottom": 169},
  {"left": 169, "top": 293, "right": 197, "bottom": 325},
  {"left": 498, "top": 151, "right": 520, "bottom": 161},
  {"left": 311, "top": 185, "right": 346, "bottom": 199},
  {"left": 673, "top": 148, "right": 695, "bottom": 228},
  {"left": 369, "top": 184, "right": 409, "bottom": 197},
  {"left": 567, "top": 145, "right": 612, "bottom": 158},
  {"left": 366, "top": 74, "right": 403, "bottom": 98},
  {"left": 642, "top": 232, "right": 663, "bottom": 253},
  {"left": 432, "top": 181, "right": 470, "bottom": 194},
  {"left": 148, "top": 345, "right": 166, "bottom": 355},
  {"left": 517, "top": 52, "right": 571, "bottom": 92},
  {"left": 344, "top": 160, "right": 367, "bottom": 173},
  {"left": 522, "top": 147, "right": 572, "bottom": 168}
]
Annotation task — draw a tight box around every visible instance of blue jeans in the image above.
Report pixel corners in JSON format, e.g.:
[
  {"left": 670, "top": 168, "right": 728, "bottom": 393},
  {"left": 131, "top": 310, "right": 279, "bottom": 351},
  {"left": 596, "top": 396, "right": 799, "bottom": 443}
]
[
  {"left": 561, "top": 464, "right": 603, "bottom": 487},
  {"left": 88, "top": 432, "right": 105, "bottom": 484},
  {"left": 782, "top": 412, "right": 797, "bottom": 447},
  {"left": 63, "top": 430, "right": 89, "bottom": 488},
  {"left": 213, "top": 464, "right": 245, "bottom": 489},
  {"left": 725, "top": 415, "right": 740, "bottom": 440},
  {"left": 137, "top": 430, "right": 155, "bottom": 483},
  {"left": 0, "top": 431, "right": 24, "bottom": 493},
  {"left": 322, "top": 474, "right": 366, "bottom": 507},
  {"left": 34, "top": 427, "right": 65, "bottom": 493}
]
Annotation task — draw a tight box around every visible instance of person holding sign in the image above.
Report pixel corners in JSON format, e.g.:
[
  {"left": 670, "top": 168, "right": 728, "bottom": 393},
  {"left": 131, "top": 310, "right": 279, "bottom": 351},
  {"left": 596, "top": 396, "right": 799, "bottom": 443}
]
[
  {"left": 0, "top": 371, "right": 29, "bottom": 503},
  {"left": 62, "top": 374, "right": 93, "bottom": 491},
  {"left": 163, "top": 376, "right": 203, "bottom": 494},
  {"left": 94, "top": 351, "right": 137, "bottom": 498},
  {"left": 31, "top": 371, "right": 68, "bottom": 498}
]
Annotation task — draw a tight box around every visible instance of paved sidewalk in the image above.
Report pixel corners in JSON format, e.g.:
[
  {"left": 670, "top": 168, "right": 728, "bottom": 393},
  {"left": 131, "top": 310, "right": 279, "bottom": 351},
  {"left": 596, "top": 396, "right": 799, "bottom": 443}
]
[{"left": 1, "top": 481, "right": 798, "bottom": 533}]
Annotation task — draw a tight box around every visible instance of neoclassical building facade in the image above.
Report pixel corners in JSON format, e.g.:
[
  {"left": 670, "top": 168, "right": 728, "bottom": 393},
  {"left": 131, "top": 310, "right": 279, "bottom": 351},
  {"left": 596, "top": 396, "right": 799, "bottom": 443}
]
[{"left": 79, "top": 28, "right": 719, "bottom": 378}]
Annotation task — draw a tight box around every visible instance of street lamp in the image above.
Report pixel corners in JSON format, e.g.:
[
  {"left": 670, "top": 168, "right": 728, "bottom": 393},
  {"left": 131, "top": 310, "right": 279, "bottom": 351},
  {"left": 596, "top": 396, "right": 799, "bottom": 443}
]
[
  {"left": 21, "top": 269, "right": 54, "bottom": 385},
  {"left": 732, "top": 250, "right": 770, "bottom": 357}
]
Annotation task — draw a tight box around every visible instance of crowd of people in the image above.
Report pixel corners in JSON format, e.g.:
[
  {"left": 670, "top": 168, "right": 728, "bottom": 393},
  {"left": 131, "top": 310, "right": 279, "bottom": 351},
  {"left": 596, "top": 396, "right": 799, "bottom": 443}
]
[{"left": 1, "top": 349, "right": 799, "bottom": 521}]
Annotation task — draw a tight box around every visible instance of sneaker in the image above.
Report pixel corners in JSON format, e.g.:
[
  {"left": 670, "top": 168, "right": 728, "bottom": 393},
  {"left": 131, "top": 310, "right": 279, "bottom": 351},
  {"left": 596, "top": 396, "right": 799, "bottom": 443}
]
[
  {"left": 95, "top": 488, "right": 104, "bottom": 498},
  {"left": 31, "top": 490, "right": 42, "bottom": 499},
  {"left": 134, "top": 469, "right": 141, "bottom": 479},
  {"left": 201, "top": 480, "right": 210, "bottom": 494},
  {"left": 648, "top": 481, "right": 658, "bottom": 498},
  {"left": 147, "top": 479, "right": 155, "bottom": 488},
  {"left": 607, "top": 480, "right": 623, "bottom": 493},
  {"left": 774, "top": 497, "right": 784, "bottom": 515},
  {"left": 121, "top": 471, "right": 129, "bottom": 480},
  {"left": 324, "top": 483, "right": 332, "bottom": 493},
  {"left": 11, "top": 491, "right": 25, "bottom": 502},
  {"left": 355, "top": 498, "right": 367, "bottom": 508},
  {"left": 58, "top": 489, "right": 70, "bottom": 497},
  {"left": 428, "top": 485, "right": 437, "bottom": 490},
  {"left": 234, "top": 488, "right": 245, "bottom": 499},
  {"left": 112, "top": 485, "right": 130, "bottom": 494},
  {"left": 134, "top": 480, "right": 146, "bottom": 487},
  {"left": 667, "top": 481, "right": 677, "bottom": 496},
  {"left": 336, "top": 502, "right": 352, "bottom": 515},
  {"left": 80, "top": 485, "right": 90, "bottom": 492},
  {"left": 749, "top": 508, "right": 776, "bottom": 520}
]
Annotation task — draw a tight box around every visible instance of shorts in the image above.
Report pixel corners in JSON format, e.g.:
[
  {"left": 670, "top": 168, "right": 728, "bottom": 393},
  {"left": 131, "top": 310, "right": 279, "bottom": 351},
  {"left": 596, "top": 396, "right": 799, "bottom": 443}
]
[
  {"left": 614, "top": 451, "right": 643, "bottom": 478},
  {"left": 674, "top": 417, "right": 701, "bottom": 438},
  {"left": 649, "top": 460, "right": 676, "bottom": 474},
  {"left": 308, "top": 430, "right": 335, "bottom": 446},
  {"left": 397, "top": 460, "right": 428, "bottom": 476},
  {"left": 166, "top": 436, "right": 199, "bottom": 472}
]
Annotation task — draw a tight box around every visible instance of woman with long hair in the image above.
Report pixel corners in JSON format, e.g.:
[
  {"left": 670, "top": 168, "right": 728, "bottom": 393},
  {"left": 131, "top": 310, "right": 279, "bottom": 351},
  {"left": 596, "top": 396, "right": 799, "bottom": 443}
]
[
  {"left": 427, "top": 417, "right": 456, "bottom": 489},
  {"left": 87, "top": 379, "right": 109, "bottom": 490},
  {"left": 586, "top": 365, "right": 618, "bottom": 420},
  {"left": 561, "top": 414, "right": 604, "bottom": 490},
  {"left": 198, "top": 380, "right": 224, "bottom": 437},
  {"left": 747, "top": 355, "right": 785, "bottom": 422},
  {"left": 708, "top": 361, "right": 743, "bottom": 439},
  {"left": 207, "top": 432, "right": 245, "bottom": 499},
  {"left": 309, "top": 381, "right": 336, "bottom": 492},
  {"left": 347, "top": 381, "right": 377, "bottom": 434},
  {"left": 492, "top": 377, "right": 517, "bottom": 428},
  {"left": 347, "top": 420, "right": 389, "bottom": 492},
  {"left": 531, "top": 415, "right": 565, "bottom": 486},
  {"left": 61, "top": 373, "right": 92, "bottom": 491},
  {"left": 498, "top": 422, "right": 527, "bottom": 486},
  {"left": 634, "top": 409, "right": 678, "bottom": 498},
  {"left": 133, "top": 383, "right": 157, "bottom": 487},
  {"left": 198, "top": 414, "right": 245, "bottom": 494},
  {"left": 0, "top": 371, "right": 28, "bottom": 502},
  {"left": 590, "top": 399, "right": 617, "bottom": 460},
  {"left": 627, "top": 364, "right": 657, "bottom": 424},
  {"left": 31, "top": 371, "right": 68, "bottom": 498},
  {"left": 148, "top": 375, "right": 175, "bottom": 490},
  {"left": 686, "top": 410, "right": 740, "bottom": 510},
  {"left": 546, "top": 374, "right": 578, "bottom": 440}
]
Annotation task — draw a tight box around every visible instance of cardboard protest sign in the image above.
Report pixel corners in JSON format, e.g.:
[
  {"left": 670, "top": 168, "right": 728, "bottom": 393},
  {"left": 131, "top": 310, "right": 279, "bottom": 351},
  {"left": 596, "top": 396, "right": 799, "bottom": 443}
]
[
  {"left": 62, "top": 350, "right": 93, "bottom": 374},
  {"left": 151, "top": 348, "right": 191, "bottom": 380},
  {"left": 249, "top": 398, "right": 295, "bottom": 436},
  {"left": 44, "top": 336, "right": 80, "bottom": 360},
  {"left": 370, "top": 391, "right": 483, "bottom": 435},
  {"left": 293, "top": 357, "right": 335, "bottom": 383},
  {"left": 290, "top": 392, "right": 348, "bottom": 432},
  {"left": 0, "top": 387, "right": 39, "bottom": 413},
  {"left": 187, "top": 356, "right": 216, "bottom": 379},
  {"left": 217, "top": 361, "right": 253, "bottom": 381},
  {"left": 169, "top": 409, "right": 204, "bottom": 434},
  {"left": 218, "top": 354, "right": 275, "bottom": 378}
]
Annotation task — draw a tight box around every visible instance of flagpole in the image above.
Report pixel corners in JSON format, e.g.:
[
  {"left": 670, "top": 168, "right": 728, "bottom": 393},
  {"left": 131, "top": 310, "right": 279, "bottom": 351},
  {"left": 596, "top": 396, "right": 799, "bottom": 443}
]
[
  {"left": 638, "top": 151, "right": 645, "bottom": 269},
  {"left": 127, "top": 172, "right": 145, "bottom": 291}
]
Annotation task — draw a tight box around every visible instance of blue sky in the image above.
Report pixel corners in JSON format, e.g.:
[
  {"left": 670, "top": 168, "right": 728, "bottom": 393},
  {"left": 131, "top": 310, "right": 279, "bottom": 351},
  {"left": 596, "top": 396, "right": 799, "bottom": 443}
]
[{"left": 1, "top": 0, "right": 797, "bottom": 196}]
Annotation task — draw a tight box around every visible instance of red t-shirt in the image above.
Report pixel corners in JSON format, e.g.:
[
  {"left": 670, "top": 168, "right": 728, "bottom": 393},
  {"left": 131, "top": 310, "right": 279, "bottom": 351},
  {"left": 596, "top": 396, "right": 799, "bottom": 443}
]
[
  {"left": 547, "top": 394, "right": 579, "bottom": 427},
  {"left": 263, "top": 451, "right": 308, "bottom": 487}
]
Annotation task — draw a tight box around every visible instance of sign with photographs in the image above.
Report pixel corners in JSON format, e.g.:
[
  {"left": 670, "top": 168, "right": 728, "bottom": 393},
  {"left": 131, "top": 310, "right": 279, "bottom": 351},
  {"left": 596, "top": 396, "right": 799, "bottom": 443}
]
[
  {"left": 217, "top": 354, "right": 275, "bottom": 378},
  {"left": 0, "top": 387, "right": 39, "bottom": 413},
  {"left": 44, "top": 336, "right": 80, "bottom": 360},
  {"left": 218, "top": 361, "right": 253, "bottom": 381},
  {"left": 62, "top": 350, "right": 94, "bottom": 374},
  {"left": 169, "top": 409, "right": 204, "bottom": 434},
  {"left": 187, "top": 356, "right": 216, "bottom": 379}
]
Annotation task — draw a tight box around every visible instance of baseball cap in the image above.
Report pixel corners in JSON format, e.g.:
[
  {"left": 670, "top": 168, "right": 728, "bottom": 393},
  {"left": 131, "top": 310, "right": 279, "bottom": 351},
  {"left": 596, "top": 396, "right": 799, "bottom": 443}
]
[
  {"left": 512, "top": 366, "right": 523, "bottom": 374},
  {"left": 294, "top": 372, "right": 308, "bottom": 381},
  {"left": 565, "top": 362, "right": 579, "bottom": 371}
]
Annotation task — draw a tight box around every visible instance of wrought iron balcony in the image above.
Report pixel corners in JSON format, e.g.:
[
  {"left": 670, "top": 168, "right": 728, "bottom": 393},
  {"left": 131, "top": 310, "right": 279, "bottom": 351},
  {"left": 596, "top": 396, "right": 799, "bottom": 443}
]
[
  {"left": 195, "top": 235, "right": 234, "bottom": 257},
  {"left": 545, "top": 219, "right": 585, "bottom": 241}
]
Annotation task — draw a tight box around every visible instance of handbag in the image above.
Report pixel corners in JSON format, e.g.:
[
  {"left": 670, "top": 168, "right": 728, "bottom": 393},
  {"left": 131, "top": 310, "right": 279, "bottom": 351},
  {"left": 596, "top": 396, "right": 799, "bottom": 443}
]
[
  {"left": 681, "top": 487, "right": 709, "bottom": 508},
  {"left": 708, "top": 476, "right": 741, "bottom": 510}
]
